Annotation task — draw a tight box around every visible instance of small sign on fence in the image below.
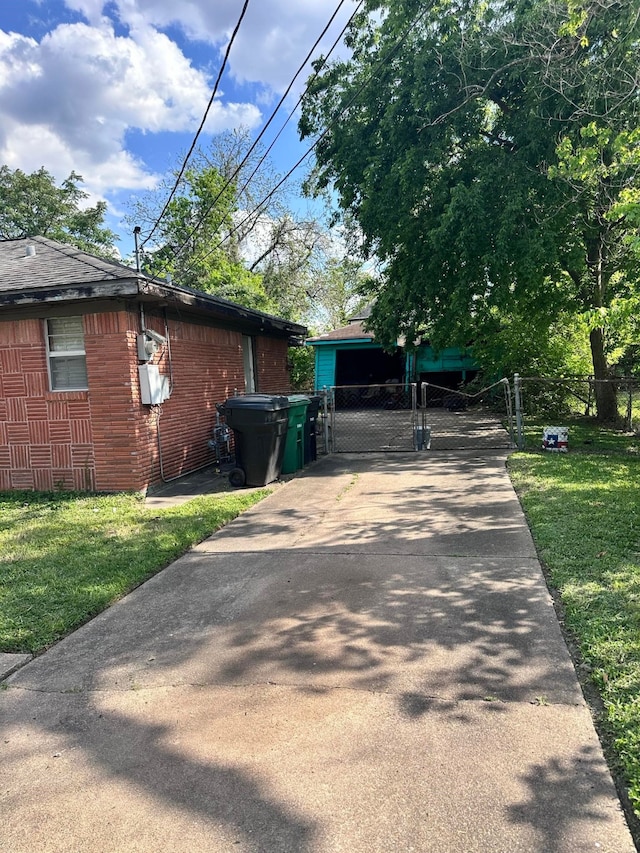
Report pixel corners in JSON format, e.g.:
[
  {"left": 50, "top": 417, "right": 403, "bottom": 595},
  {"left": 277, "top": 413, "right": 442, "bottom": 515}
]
[{"left": 542, "top": 426, "right": 569, "bottom": 452}]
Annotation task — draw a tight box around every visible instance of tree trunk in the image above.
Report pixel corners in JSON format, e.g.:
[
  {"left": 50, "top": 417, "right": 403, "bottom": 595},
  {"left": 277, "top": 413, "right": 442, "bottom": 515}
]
[
  {"left": 583, "top": 223, "right": 620, "bottom": 423},
  {"left": 589, "top": 326, "right": 619, "bottom": 422}
]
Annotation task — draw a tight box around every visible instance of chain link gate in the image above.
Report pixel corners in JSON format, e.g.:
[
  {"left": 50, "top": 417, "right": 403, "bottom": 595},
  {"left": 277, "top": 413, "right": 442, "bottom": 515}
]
[
  {"left": 318, "top": 380, "right": 514, "bottom": 454},
  {"left": 327, "top": 383, "right": 419, "bottom": 452},
  {"left": 419, "top": 378, "right": 515, "bottom": 451}
]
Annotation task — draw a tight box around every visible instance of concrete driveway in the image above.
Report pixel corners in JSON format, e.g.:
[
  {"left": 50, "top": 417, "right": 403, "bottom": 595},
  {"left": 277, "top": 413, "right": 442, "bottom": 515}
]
[{"left": 1, "top": 452, "right": 635, "bottom": 852}]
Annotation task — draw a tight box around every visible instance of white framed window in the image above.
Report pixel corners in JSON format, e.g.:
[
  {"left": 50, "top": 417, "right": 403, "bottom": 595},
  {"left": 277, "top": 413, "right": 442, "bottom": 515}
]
[{"left": 45, "top": 316, "right": 88, "bottom": 391}]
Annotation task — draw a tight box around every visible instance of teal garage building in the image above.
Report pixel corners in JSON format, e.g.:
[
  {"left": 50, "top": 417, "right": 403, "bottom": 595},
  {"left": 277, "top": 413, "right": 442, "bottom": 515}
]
[{"left": 307, "top": 308, "right": 478, "bottom": 391}]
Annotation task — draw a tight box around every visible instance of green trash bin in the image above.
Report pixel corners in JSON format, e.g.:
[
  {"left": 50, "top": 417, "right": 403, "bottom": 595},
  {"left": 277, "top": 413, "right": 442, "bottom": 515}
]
[{"left": 281, "top": 395, "right": 310, "bottom": 474}]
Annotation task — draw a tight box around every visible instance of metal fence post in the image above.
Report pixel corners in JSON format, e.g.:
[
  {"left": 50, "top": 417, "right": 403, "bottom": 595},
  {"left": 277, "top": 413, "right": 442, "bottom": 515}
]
[
  {"left": 501, "top": 377, "right": 515, "bottom": 447},
  {"left": 321, "top": 387, "right": 329, "bottom": 454},
  {"left": 514, "top": 373, "right": 524, "bottom": 449},
  {"left": 411, "top": 382, "right": 418, "bottom": 449}
]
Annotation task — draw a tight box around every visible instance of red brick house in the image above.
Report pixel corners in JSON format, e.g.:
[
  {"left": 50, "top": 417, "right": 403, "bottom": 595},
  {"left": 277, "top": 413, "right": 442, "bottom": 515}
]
[{"left": 0, "top": 236, "right": 306, "bottom": 492}]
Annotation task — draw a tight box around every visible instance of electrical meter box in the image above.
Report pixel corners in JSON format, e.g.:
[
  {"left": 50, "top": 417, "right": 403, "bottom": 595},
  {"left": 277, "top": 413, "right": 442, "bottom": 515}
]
[
  {"left": 137, "top": 332, "right": 158, "bottom": 362},
  {"left": 138, "top": 364, "right": 170, "bottom": 405}
]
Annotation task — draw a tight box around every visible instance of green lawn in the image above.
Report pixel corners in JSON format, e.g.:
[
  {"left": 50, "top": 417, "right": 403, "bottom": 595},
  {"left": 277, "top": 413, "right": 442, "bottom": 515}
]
[
  {"left": 518, "top": 415, "right": 640, "bottom": 455},
  {"left": 0, "top": 488, "right": 269, "bottom": 654},
  {"left": 509, "top": 450, "right": 640, "bottom": 828}
]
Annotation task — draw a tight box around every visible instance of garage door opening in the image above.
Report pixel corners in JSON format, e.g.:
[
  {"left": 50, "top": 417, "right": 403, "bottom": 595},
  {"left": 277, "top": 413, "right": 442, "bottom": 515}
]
[
  {"left": 419, "top": 370, "right": 479, "bottom": 406},
  {"left": 335, "top": 347, "right": 405, "bottom": 386}
]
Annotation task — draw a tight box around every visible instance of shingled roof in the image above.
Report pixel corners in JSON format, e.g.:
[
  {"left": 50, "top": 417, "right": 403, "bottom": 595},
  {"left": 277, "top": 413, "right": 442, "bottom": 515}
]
[
  {"left": 0, "top": 235, "right": 139, "bottom": 291},
  {"left": 306, "top": 320, "right": 374, "bottom": 343},
  {"left": 0, "top": 236, "right": 307, "bottom": 341},
  {"left": 306, "top": 303, "right": 375, "bottom": 343}
]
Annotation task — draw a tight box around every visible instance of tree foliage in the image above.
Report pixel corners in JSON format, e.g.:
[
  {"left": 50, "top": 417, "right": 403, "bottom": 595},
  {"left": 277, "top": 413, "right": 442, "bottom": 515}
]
[
  {"left": 134, "top": 163, "right": 272, "bottom": 311},
  {"left": 300, "top": 0, "right": 640, "bottom": 419},
  {"left": 249, "top": 214, "right": 332, "bottom": 321},
  {"left": 129, "top": 130, "right": 372, "bottom": 330},
  {"left": 0, "top": 166, "right": 117, "bottom": 256},
  {"left": 288, "top": 344, "right": 316, "bottom": 391},
  {"left": 307, "top": 256, "right": 373, "bottom": 332},
  {"left": 130, "top": 132, "right": 323, "bottom": 316}
]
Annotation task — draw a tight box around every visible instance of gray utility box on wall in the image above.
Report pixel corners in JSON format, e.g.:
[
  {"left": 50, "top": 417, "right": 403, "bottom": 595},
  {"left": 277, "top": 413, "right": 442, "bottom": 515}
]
[{"left": 138, "top": 364, "right": 170, "bottom": 405}]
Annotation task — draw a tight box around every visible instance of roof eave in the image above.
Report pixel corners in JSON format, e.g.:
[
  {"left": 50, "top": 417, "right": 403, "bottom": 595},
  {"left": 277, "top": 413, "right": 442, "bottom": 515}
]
[
  {"left": 306, "top": 337, "right": 375, "bottom": 345},
  {"left": 0, "top": 279, "right": 140, "bottom": 307},
  {"left": 0, "top": 276, "right": 307, "bottom": 339},
  {"left": 139, "top": 280, "right": 307, "bottom": 338}
]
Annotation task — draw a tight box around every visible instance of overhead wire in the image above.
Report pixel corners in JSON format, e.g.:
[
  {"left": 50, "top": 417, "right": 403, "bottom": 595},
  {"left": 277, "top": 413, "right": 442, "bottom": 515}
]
[
  {"left": 230, "top": 1, "right": 361, "bottom": 213},
  {"left": 181, "top": 0, "right": 432, "bottom": 275},
  {"left": 160, "top": 0, "right": 359, "bottom": 261},
  {"left": 140, "top": 0, "right": 251, "bottom": 249}
]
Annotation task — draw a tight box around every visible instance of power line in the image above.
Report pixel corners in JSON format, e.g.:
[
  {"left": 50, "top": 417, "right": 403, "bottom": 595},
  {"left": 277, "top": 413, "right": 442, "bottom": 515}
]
[
  {"left": 182, "top": 1, "right": 432, "bottom": 276},
  {"left": 234, "top": 1, "right": 365, "bottom": 209},
  {"left": 141, "top": 0, "right": 251, "bottom": 249},
  {"left": 161, "top": 0, "right": 359, "bottom": 262}
]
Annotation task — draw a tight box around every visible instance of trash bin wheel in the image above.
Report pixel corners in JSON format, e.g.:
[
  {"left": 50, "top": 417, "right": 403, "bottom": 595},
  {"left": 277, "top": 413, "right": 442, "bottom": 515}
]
[{"left": 228, "top": 467, "right": 246, "bottom": 488}]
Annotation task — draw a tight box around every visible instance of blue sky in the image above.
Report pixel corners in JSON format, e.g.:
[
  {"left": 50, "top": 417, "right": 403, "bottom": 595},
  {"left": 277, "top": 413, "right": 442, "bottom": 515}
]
[{"left": 0, "top": 0, "right": 357, "bottom": 256}]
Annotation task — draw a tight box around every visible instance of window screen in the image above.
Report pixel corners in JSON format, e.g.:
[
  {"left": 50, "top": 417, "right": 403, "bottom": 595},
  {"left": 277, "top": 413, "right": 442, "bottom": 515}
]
[{"left": 46, "top": 317, "right": 88, "bottom": 391}]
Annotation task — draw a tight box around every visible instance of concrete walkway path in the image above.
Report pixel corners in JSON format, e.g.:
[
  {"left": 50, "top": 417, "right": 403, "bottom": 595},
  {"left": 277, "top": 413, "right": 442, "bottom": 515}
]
[{"left": 1, "top": 452, "right": 635, "bottom": 852}]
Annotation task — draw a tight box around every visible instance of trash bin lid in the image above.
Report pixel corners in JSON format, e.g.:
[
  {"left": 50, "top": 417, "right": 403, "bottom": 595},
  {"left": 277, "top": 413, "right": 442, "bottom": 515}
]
[
  {"left": 223, "top": 394, "right": 290, "bottom": 411},
  {"left": 286, "top": 394, "right": 311, "bottom": 416},
  {"left": 306, "top": 395, "right": 323, "bottom": 416}
]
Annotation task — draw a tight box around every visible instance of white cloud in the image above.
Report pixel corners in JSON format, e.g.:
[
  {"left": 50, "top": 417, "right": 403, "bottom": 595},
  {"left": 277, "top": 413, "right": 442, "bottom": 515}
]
[
  {"left": 66, "top": 0, "right": 355, "bottom": 93},
  {"left": 60, "top": 0, "right": 108, "bottom": 26},
  {"left": 0, "top": 20, "right": 262, "bottom": 198},
  {"left": 0, "top": 0, "right": 354, "bottom": 249},
  {"left": 225, "top": 1, "right": 354, "bottom": 93},
  {"left": 0, "top": 117, "right": 155, "bottom": 191}
]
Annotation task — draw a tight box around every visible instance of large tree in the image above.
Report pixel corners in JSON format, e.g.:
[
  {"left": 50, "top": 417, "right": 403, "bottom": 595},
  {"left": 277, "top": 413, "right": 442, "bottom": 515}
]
[
  {"left": 306, "top": 256, "right": 373, "bottom": 331},
  {"left": 300, "top": 0, "right": 640, "bottom": 419},
  {"left": 133, "top": 162, "right": 273, "bottom": 311},
  {"left": 130, "top": 131, "right": 319, "bottom": 316},
  {"left": 0, "top": 166, "right": 117, "bottom": 256},
  {"left": 130, "top": 130, "right": 368, "bottom": 325}
]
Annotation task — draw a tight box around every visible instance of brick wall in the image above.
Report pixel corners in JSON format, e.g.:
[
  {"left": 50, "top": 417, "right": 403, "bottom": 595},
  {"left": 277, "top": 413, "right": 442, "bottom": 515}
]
[
  {"left": 0, "top": 309, "right": 293, "bottom": 493},
  {"left": 139, "top": 318, "right": 247, "bottom": 486},
  {"left": 0, "top": 311, "right": 144, "bottom": 491},
  {"left": 256, "top": 336, "right": 292, "bottom": 393},
  {"left": 139, "top": 320, "right": 292, "bottom": 485},
  {"left": 0, "top": 318, "right": 95, "bottom": 491},
  {"left": 85, "top": 309, "right": 146, "bottom": 492}
]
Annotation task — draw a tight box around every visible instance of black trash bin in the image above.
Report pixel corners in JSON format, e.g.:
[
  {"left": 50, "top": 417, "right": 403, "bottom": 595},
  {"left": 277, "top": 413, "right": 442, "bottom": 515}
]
[
  {"left": 217, "top": 395, "right": 290, "bottom": 487},
  {"left": 303, "top": 395, "right": 323, "bottom": 464}
]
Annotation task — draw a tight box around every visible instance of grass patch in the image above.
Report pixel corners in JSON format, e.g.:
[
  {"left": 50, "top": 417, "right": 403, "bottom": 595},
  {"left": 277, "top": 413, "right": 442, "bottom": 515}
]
[
  {"left": 0, "top": 488, "right": 269, "bottom": 654},
  {"left": 519, "top": 415, "right": 640, "bottom": 455},
  {"left": 508, "top": 451, "right": 640, "bottom": 825}
]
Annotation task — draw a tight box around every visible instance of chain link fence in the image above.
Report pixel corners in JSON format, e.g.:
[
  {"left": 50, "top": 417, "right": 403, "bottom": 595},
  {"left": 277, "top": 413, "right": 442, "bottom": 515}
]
[
  {"left": 420, "top": 379, "right": 515, "bottom": 451},
  {"left": 213, "top": 376, "right": 640, "bottom": 461},
  {"left": 212, "top": 378, "right": 521, "bottom": 461},
  {"left": 324, "top": 380, "right": 514, "bottom": 453},
  {"left": 513, "top": 375, "right": 640, "bottom": 453},
  {"left": 328, "top": 383, "right": 418, "bottom": 452}
]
